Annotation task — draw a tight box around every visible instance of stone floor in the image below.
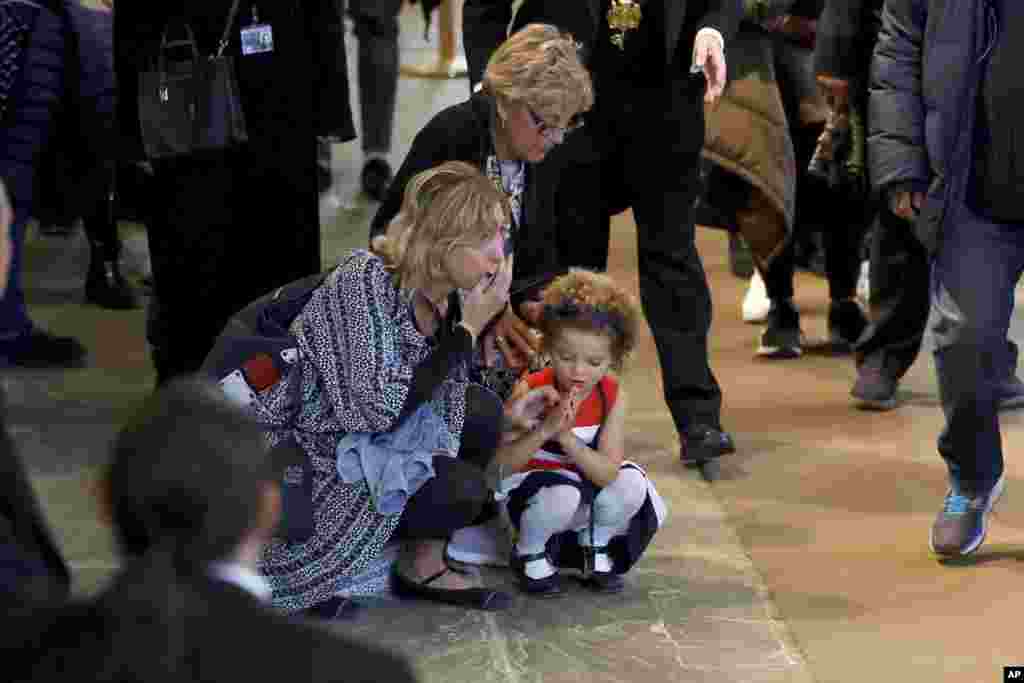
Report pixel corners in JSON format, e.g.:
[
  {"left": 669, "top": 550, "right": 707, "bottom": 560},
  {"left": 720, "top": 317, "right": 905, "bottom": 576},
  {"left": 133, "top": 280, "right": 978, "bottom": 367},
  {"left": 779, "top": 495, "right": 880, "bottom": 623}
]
[{"left": 10, "top": 6, "right": 1024, "bottom": 683}]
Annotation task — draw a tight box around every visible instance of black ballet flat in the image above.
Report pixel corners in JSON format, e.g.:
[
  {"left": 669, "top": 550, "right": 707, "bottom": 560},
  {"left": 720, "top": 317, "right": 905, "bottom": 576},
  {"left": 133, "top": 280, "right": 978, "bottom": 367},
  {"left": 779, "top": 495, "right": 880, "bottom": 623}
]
[
  {"left": 510, "top": 551, "right": 563, "bottom": 597},
  {"left": 580, "top": 546, "right": 625, "bottom": 594},
  {"left": 392, "top": 567, "right": 512, "bottom": 611}
]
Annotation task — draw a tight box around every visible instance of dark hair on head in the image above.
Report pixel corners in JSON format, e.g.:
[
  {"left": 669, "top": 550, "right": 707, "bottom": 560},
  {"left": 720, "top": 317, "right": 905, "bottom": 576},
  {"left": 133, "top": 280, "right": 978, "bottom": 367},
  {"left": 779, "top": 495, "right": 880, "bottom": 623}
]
[
  {"left": 107, "top": 375, "right": 274, "bottom": 566},
  {"left": 75, "top": 376, "right": 277, "bottom": 682},
  {"left": 538, "top": 269, "right": 641, "bottom": 372}
]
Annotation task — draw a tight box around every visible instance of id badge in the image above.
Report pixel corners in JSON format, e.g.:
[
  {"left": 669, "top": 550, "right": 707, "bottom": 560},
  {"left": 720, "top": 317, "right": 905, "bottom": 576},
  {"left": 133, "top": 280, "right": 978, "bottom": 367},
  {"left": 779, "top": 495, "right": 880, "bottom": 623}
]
[{"left": 240, "top": 23, "right": 274, "bottom": 55}]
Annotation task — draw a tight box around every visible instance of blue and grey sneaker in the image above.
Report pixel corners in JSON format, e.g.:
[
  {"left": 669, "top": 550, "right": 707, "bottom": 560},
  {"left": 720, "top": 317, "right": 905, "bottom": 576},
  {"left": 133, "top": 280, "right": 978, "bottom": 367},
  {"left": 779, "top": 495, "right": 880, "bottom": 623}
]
[{"left": 929, "top": 474, "right": 1005, "bottom": 557}]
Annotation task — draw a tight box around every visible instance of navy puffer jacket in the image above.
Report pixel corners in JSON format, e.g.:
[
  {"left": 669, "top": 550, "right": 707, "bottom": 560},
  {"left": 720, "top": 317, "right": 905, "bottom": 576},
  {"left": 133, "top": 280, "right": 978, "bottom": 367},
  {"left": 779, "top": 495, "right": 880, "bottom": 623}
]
[
  {"left": 0, "top": 1, "right": 113, "bottom": 210},
  {"left": 868, "top": 0, "right": 998, "bottom": 254}
]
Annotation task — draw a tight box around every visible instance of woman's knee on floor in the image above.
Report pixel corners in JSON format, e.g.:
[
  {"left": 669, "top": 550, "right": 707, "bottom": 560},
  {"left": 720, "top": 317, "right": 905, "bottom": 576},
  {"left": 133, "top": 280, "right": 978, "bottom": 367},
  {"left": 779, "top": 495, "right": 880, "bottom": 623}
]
[{"left": 400, "top": 458, "right": 491, "bottom": 539}]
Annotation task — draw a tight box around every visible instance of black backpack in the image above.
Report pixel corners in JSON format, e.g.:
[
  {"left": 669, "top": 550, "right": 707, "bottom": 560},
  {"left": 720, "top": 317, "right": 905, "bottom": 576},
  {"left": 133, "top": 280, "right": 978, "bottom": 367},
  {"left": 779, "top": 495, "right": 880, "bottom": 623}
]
[{"left": 202, "top": 271, "right": 328, "bottom": 544}]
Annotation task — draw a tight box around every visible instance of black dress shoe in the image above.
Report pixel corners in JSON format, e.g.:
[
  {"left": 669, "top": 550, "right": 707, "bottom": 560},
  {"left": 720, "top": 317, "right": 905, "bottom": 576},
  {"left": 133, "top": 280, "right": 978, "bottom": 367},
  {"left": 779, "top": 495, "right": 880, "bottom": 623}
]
[
  {"left": 578, "top": 546, "right": 624, "bottom": 593},
  {"left": 392, "top": 567, "right": 513, "bottom": 610},
  {"left": 511, "top": 551, "right": 563, "bottom": 597},
  {"left": 361, "top": 158, "right": 393, "bottom": 202},
  {"left": 85, "top": 260, "right": 140, "bottom": 310},
  {"left": 680, "top": 426, "right": 736, "bottom": 468}
]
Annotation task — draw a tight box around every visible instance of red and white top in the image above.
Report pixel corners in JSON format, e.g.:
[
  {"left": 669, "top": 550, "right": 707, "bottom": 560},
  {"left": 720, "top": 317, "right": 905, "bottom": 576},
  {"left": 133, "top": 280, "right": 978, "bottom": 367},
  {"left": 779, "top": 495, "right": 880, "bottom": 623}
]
[{"left": 518, "top": 367, "right": 619, "bottom": 475}]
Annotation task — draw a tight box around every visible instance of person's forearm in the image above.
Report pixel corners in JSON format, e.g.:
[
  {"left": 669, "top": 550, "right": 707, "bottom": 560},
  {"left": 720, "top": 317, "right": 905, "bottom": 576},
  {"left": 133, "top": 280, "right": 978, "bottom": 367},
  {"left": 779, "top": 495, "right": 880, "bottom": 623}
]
[
  {"left": 559, "top": 435, "right": 617, "bottom": 488},
  {"left": 495, "top": 424, "right": 554, "bottom": 473},
  {"left": 402, "top": 325, "right": 474, "bottom": 416}
]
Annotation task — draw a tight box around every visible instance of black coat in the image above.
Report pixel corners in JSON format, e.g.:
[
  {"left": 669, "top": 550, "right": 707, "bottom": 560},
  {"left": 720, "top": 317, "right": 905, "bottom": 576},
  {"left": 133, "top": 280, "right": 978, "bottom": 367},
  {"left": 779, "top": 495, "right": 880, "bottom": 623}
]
[
  {"left": 814, "top": 0, "right": 883, "bottom": 86},
  {"left": 3, "top": 576, "right": 417, "bottom": 683},
  {"left": 516, "top": 0, "right": 741, "bottom": 69},
  {"left": 115, "top": 1, "right": 356, "bottom": 379},
  {"left": 369, "top": 92, "right": 562, "bottom": 304},
  {"left": 0, "top": 0, "right": 105, "bottom": 212},
  {"left": 465, "top": 0, "right": 742, "bottom": 82}
]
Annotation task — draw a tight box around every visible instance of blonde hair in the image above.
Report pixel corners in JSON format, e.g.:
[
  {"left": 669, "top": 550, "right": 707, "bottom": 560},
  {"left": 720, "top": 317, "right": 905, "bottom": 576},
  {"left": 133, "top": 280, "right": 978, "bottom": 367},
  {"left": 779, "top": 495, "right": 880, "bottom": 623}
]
[
  {"left": 538, "top": 269, "right": 641, "bottom": 372},
  {"left": 482, "top": 23, "right": 594, "bottom": 128},
  {"left": 371, "top": 161, "right": 511, "bottom": 289}
]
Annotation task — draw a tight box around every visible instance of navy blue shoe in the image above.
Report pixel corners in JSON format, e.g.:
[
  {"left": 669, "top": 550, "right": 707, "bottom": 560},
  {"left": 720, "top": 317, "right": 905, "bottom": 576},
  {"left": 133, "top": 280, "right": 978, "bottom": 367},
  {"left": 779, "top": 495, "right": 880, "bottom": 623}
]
[{"left": 511, "top": 551, "right": 563, "bottom": 597}]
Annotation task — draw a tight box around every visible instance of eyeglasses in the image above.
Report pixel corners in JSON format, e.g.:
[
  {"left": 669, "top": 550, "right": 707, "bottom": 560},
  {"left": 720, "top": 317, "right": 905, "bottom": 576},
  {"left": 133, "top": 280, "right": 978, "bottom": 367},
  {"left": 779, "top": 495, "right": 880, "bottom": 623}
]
[{"left": 526, "top": 106, "right": 584, "bottom": 145}]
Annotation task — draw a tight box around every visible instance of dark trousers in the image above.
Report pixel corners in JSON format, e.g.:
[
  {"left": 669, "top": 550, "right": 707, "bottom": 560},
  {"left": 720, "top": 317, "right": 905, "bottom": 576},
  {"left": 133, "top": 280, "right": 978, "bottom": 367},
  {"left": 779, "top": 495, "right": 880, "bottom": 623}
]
[
  {"left": 762, "top": 125, "right": 867, "bottom": 303},
  {"left": 854, "top": 206, "right": 930, "bottom": 380},
  {"left": 346, "top": 0, "right": 401, "bottom": 155},
  {"left": 462, "top": 0, "right": 512, "bottom": 90},
  {"left": 35, "top": 147, "right": 122, "bottom": 263},
  {"left": 592, "top": 81, "right": 721, "bottom": 435},
  {"left": 146, "top": 150, "right": 321, "bottom": 384},
  {"left": 931, "top": 201, "right": 1024, "bottom": 493},
  {"left": 396, "top": 385, "right": 502, "bottom": 539},
  {"left": 0, "top": 211, "right": 34, "bottom": 343}
]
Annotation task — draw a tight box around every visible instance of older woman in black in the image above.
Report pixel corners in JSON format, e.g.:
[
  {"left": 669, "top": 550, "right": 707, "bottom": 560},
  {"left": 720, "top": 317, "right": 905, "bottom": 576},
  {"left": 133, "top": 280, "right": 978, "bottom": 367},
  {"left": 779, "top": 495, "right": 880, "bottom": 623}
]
[{"left": 370, "top": 23, "right": 594, "bottom": 391}]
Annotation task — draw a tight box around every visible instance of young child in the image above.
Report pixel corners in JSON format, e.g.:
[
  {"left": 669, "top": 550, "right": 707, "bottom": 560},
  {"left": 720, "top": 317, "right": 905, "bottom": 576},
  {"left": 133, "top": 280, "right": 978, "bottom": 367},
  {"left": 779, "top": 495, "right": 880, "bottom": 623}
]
[{"left": 496, "top": 269, "right": 666, "bottom": 596}]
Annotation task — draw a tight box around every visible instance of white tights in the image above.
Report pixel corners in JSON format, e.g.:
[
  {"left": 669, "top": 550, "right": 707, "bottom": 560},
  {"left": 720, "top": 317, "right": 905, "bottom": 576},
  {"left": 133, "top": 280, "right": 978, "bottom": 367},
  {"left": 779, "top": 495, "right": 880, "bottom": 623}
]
[{"left": 515, "top": 468, "right": 647, "bottom": 579}]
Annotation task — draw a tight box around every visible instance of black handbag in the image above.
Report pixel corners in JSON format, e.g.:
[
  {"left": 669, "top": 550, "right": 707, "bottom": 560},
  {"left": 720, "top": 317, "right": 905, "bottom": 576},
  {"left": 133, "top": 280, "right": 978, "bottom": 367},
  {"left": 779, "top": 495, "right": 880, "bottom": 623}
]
[{"left": 137, "top": 0, "right": 248, "bottom": 160}]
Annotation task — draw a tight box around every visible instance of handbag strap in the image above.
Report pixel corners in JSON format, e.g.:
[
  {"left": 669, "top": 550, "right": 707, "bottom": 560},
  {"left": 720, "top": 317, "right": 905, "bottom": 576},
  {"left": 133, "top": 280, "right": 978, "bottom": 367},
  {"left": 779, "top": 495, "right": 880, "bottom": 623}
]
[{"left": 215, "top": 0, "right": 243, "bottom": 58}]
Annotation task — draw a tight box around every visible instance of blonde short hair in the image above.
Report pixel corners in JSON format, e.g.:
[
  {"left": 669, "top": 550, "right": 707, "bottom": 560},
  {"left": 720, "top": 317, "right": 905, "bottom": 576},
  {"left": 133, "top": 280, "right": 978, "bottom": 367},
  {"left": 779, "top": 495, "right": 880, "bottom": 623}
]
[
  {"left": 482, "top": 23, "right": 594, "bottom": 128},
  {"left": 371, "top": 161, "right": 511, "bottom": 289}
]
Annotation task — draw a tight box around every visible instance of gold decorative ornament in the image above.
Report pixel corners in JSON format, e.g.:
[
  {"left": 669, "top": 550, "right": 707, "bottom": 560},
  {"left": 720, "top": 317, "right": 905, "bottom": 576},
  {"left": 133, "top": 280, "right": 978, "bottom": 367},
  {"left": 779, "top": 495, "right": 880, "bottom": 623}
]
[{"left": 607, "top": 0, "right": 642, "bottom": 50}]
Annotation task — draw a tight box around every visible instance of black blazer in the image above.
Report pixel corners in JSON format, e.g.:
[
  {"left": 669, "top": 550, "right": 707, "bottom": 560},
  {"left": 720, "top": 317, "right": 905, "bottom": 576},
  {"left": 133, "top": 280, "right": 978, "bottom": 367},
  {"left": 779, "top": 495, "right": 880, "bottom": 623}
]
[
  {"left": 4, "top": 575, "right": 418, "bottom": 683},
  {"left": 466, "top": 0, "right": 743, "bottom": 81},
  {"left": 518, "top": 0, "right": 742, "bottom": 67},
  {"left": 369, "top": 92, "right": 563, "bottom": 304}
]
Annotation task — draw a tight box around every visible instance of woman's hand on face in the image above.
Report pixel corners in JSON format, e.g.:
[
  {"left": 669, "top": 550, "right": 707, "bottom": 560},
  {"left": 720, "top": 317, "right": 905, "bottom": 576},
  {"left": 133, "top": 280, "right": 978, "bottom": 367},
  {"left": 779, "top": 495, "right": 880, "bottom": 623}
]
[
  {"left": 462, "top": 254, "right": 513, "bottom": 334},
  {"left": 518, "top": 300, "right": 544, "bottom": 326},
  {"left": 485, "top": 304, "right": 542, "bottom": 369}
]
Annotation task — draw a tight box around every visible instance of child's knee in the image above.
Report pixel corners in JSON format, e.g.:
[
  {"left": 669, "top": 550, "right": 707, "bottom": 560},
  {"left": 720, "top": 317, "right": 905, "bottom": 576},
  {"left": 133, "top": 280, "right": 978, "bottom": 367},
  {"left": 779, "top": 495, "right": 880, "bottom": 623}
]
[
  {"left": 593, "top": 469, "right": 647, "bottom": 524},
  {"left": 531, "top": 484, "right": 582, "bottom": 525}
]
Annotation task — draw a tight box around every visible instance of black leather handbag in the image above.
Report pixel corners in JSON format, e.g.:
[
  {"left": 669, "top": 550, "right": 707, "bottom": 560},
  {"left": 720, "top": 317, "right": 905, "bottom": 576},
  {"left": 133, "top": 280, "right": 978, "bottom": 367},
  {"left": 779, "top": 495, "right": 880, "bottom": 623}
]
[{"left": 137, "top": 0, "right": 248, "bottom": 160}]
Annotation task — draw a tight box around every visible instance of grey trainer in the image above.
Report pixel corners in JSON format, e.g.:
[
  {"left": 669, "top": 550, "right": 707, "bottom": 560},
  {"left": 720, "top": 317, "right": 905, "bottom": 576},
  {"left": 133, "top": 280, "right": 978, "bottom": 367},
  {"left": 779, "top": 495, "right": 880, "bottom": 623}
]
[{"left": 929, "top": 474, "right": 1005, "bottom": 557}]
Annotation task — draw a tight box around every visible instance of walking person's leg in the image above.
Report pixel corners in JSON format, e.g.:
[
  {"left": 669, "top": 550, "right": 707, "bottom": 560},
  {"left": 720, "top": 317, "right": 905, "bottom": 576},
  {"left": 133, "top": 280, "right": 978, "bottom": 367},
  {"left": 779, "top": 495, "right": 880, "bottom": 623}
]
[
  {"left": 349, "top": 0, "right": 402, "bottom": 201},
  {"left": 929, "top": 204, "right": 1024, "bottom": 556},
  {"left": 821, "top": 188, "right": 870, "bottom": 348},
  {"left": 627, "top": 84, "right": 732, "bottom": 467},
  {"left": 83, "top": 161, "right": 139, "bottom": 310},
  {"left": 462, "top": 0, "right": 514, "bottom": 91},
  {"left": 0, "top": 208, "right": 86, "bottom": 368},
  {"left": 852, "top": 206, "right": 930, "bottom": 408}
]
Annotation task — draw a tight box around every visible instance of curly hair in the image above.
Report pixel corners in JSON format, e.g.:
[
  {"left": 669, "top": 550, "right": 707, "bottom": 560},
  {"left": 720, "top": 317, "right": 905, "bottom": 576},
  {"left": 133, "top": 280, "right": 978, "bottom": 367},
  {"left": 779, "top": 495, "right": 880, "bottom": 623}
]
[
  {"left": 371, "top": 161, "right": 511, "bottom": 290},
  {"left": 537, "top": 269, "right": 641, "bottom": 372}
]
